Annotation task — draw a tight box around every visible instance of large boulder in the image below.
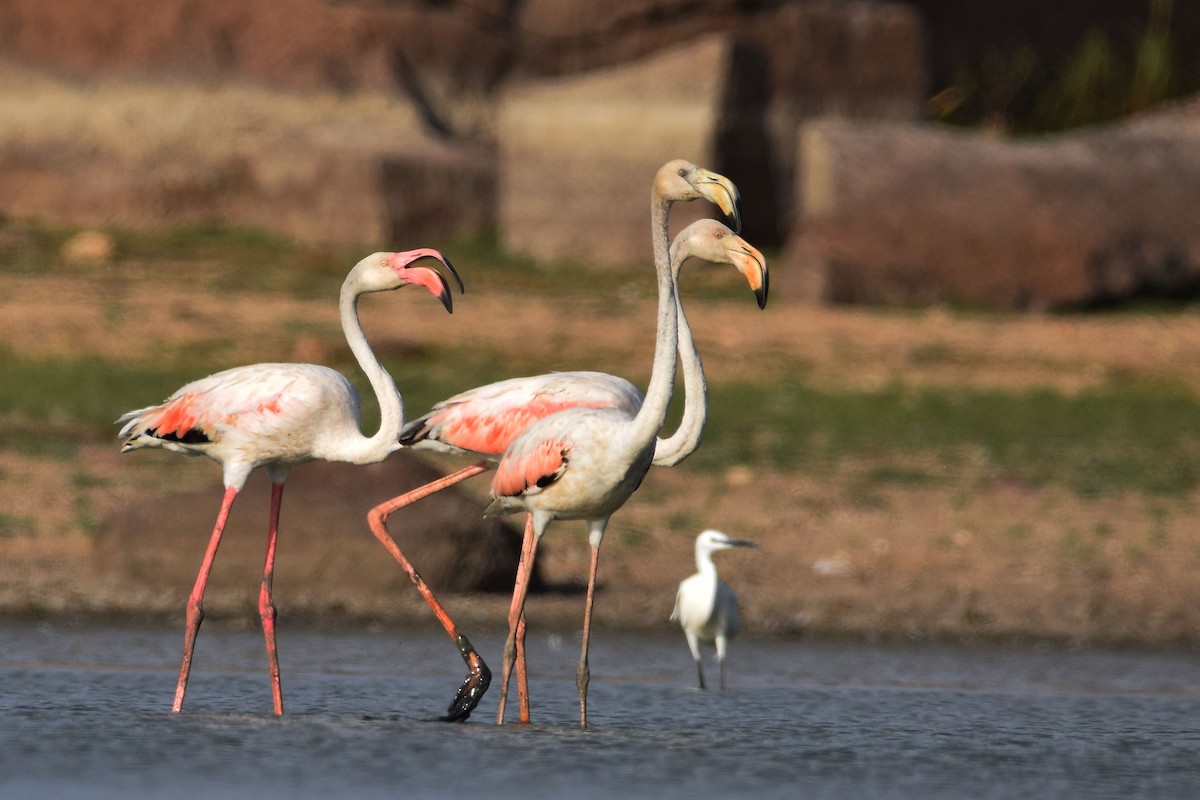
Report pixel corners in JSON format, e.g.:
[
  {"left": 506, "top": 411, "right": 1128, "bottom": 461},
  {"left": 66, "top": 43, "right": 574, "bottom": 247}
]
[
  {"left": 498, "top": 35, "right": 735, "bottom": 267},
  {"left": 93, "top": 453, "right": 540, "bottom": 613},
  {"left": 787, "top": 102, "right": 1200, "bottom": 309},
  {"left": 0, "top": 72, "right": 493, "bottom": 245},
  {"left": 498, "top": 2, "right": 925, "bottom": 263}
]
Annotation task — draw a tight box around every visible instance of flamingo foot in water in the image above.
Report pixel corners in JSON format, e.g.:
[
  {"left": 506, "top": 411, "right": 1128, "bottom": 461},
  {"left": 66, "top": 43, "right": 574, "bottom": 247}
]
[{"left": 440, "top": 634, "right": 491, "bottom": 722}]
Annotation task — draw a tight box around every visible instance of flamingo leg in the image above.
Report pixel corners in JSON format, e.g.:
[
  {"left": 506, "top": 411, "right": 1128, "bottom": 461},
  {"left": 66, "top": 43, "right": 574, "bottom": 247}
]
[
  {"left": 576, "top": 543, "right": 602, "bottom": 729},
  {"left": 173, "top": 485, "right": 238, "bottom": 714},
  {"left": 515, "top": 613, "right": 530, "bottom": 724},
  {"left": 366, "top": 460, "right": 492, "bottom": 721},
  {"left": 259, "top": 482, "right": 285, "bottom": 716},
  {"left": 497, "top": 514, "right": 538, "bottom": 725}
]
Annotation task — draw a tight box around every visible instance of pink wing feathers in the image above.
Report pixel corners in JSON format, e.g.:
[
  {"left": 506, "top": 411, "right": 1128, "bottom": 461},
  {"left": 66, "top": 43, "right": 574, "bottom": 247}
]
[
  {"left": 118, "top": 363, "right": 354, "bottom": 451},
  {"left": 490, "top": 436, "right": 570, "bottom": 500},
  {"left": 400, "top": 371, "right": 642, "bottom": 458}
]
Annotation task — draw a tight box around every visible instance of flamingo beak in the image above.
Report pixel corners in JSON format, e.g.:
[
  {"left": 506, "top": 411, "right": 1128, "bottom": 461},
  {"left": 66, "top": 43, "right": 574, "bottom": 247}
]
[
  {"left": 388, "top": 248, "right": 464, "bottom": 313},
  {"left": 693, "top": 169, "right": 744, "bottom": 234},
  {"left": 727, "top": 237, "right": 769, "bottom": 310}
]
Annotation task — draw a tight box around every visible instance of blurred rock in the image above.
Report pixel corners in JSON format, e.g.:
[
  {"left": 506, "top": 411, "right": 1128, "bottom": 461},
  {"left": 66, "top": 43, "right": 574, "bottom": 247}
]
[
  {"left": 788, "top": 101, "right": 1200, "bottom": 309},
  {"left": 498, "top": 3, "right": 924, "bottom": 264},
  {"left": 60, "top": 230, "right": 115, "bottom": 264},
  {"left": 93, "top": 453, "right": 542, "bottom": 604},
  {"left": 0, "top": 0, "right": 923, "bottom": 254},
  {"left": 499, "top": 35, "right": 734, "bottom": 267}
]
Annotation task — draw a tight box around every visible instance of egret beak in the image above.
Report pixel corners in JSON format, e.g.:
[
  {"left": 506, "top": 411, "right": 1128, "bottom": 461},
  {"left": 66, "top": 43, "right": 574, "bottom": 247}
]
[
  {"left": 722, "top": 537, "right": 758, "bottom": 549},
  {"left": 726, "top": 236, "right": 769, "bottom": 310},
  {"left": 388, "top": 248, "right": 463, "bottom": 313},
  {"left": 693, "top": 168, "right": 743, "bottom": 234}
]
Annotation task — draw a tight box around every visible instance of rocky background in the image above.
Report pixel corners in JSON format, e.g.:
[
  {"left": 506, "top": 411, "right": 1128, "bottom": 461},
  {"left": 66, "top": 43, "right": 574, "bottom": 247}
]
[{"left": 5, "top": 0, "right": 1198, "bottom": 309}]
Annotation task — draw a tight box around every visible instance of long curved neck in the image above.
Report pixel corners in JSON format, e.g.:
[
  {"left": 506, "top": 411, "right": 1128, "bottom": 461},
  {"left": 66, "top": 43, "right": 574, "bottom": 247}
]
[
  {"left": 626, "top": 196, "right": 679, "bottom": 450},
  {"left": 696, "top": 546, "right": 717, "bottom": 576},
  {"left": 653, "top": 247, "right": 707, "bottom": 467},
  {"left": 337, "top": 283, "right": 405, "bottom": 463}
]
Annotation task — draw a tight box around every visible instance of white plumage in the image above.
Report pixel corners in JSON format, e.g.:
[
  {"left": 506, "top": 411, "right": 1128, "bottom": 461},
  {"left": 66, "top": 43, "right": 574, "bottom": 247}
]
[
  {"left": 116, "top": 248, "right": 460, "bottom": 716},
  {"left": 672, "top": 529, "right": 758, "bottom": 690}
]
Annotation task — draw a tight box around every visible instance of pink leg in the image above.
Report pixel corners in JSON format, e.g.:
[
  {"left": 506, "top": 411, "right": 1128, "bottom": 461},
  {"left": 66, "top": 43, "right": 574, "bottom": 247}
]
[
  {"left": 497, "top": 514, "right": 538, "bottom": 725},
  {"left": 576, "top": 544, "right": 601, "bottom": 729},
  {"left": 173, "top": 485, "right": 238, "bottom": 714},
  {"left": 367, "top": 461, "right": 492, "bottom": 721},
  {"left": 515, "top": 613, "right": 530, "bottom": 724},
  {"left": 259, "top": 482, "right": 285, "bottom": 716}
]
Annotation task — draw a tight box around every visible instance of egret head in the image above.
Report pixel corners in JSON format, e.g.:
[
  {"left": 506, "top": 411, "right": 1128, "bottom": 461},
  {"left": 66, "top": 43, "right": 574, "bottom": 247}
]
[{"left": 695, "top": 529, "right": 758, "bottom": 556}]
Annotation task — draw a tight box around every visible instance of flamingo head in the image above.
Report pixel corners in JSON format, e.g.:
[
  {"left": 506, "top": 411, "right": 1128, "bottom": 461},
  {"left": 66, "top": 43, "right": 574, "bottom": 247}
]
[
  {"left": 655, "top": 159, "right": 743, "bottom": 234},
  {"left": 352, "top": 248, "right": 464, "bottom": 312},
  {"left": 671, "top": 219, "right": 769, "bottom": 309}
]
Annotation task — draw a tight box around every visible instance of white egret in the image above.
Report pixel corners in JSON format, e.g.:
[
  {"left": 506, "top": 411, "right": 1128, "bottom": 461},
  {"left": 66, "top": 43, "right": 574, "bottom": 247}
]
[{"left": 671, "top": 529, "right": 757, "bottom": 690}]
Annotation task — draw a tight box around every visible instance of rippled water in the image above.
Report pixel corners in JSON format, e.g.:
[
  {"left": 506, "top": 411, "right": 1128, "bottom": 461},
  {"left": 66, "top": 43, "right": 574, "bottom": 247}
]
[{"left": 2, "top": 624, "right": 1198, "bottom": 799}]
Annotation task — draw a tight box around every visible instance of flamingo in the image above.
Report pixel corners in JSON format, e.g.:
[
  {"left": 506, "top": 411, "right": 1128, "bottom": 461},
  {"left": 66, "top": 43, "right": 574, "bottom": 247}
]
[
  {"left": 116, "top": 248, "right": 462, "bottom": 717},
  {"left": 671, "top": 529, "right": 758, "bottom": 690},
  {"left": 486, "top": 217, "right": 768, "bottom": 728},
  {"left": 367, "top": 160, "right": 759, "bottom": 722}
]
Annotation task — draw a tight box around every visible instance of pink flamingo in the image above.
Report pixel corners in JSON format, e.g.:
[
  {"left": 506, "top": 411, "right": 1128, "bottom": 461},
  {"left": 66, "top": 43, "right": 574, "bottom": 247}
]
[
  {"left": 367, "top": 161, "right": 758, "bottom": 721},
  {"left": 487, "top": 218, "right": 767, "bottom": 728},
  {"left": 117, "top": 248, "right": 462, "bottom": 717}
]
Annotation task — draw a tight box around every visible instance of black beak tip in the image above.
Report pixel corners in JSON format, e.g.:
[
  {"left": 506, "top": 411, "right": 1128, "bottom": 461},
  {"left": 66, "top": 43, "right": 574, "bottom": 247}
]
[
  {"left": 436, "top": 273, "right": 455, "bottom": 313},
  {"left": 442, "top": 254, "right": 465, "bottom": 295},
  {"left": 756, "top": 268, "right": 769, "bottom": 309}
]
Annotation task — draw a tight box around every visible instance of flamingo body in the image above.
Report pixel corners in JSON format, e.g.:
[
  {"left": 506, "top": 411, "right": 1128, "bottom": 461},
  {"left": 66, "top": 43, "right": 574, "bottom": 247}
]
[
  {"left": 117, "top": 248, "right": 460, "bottom": 716},
  {"left": 487, "top": 217, "right": 767, "bottom": 727},
  {"left": 400, "top": 371, "right": 643, "bottom": 459},
  {"left": 119, "top": 363, "right": 367, "bottom": 478},
  {"left": 488, "top": 407, "right": 653, "bottom": 522},
  {"left": 366, "top": 161, "right": 766, "bottom": 727}
]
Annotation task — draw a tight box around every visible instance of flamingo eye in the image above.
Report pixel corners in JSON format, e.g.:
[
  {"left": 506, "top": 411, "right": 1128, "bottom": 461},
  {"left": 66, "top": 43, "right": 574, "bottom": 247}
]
[{"left": 677, "top": 167, "right": 688, "bottom": 178}]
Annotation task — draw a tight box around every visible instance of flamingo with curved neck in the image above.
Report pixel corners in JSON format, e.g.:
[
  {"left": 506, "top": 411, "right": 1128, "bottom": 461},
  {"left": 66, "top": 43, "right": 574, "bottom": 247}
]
[
  {"left": 117, "top": 248, "right": 461, "bottom": 716},
  {"left": 487, "top": 217, "right": 768, "bottom": 728}
]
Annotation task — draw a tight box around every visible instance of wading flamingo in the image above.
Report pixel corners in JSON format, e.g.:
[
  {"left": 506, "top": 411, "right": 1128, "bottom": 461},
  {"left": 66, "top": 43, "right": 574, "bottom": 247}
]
[
  {"left": 368, "top": 160, "right": 758, "bottom": 721},
  {"left": 487, "top": 217, "right": 768, "bottom": 728},
  {"left": 671, "top": 529, "right": 758, "bottom": 690},
  {"left": 117, "top": 249, "right": 462, "bottom": 717}
]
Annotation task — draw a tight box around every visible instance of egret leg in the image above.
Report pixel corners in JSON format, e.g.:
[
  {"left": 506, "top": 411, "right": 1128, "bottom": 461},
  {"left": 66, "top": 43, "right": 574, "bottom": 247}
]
[
  {"left": 576, "top": 543, "right": 602, "bottom": 729},
  {"left": 258, "top": 482, "right": 285, "bottom": 715},
  {"left": 173, "top": 485, "right": 238, "bottom": 714},
  {"left": 498, "top": 514, "right": 538, "bottom": 725},
  {"left": 367, "top": 461, "right": 493, "bottom": 722},
  {"left": 715, "top": 635, "right": 728, "bottom": 691},
  {"left": 685, "top": 632, "right": 706, "bottom": 690}
]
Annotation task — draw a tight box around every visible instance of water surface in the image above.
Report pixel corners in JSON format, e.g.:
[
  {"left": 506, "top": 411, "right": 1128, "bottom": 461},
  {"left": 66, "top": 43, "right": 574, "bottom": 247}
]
[{"left": 2, "top": 624, "right": 1198, "bottom": 799}]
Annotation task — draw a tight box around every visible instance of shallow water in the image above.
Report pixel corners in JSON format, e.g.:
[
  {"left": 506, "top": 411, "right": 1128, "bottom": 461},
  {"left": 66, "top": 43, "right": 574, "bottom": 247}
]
[{"left": 1, "top": 623, "right": 1199, "bottom": 799}]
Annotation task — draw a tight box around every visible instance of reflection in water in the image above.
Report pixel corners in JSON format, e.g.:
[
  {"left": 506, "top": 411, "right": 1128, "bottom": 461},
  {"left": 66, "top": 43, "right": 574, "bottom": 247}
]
[{"left": 1, "top": 625, "right": 1198, "bottom": 800}]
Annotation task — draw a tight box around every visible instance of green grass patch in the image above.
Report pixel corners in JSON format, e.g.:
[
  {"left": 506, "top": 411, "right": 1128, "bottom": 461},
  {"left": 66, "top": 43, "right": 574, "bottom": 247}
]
[
  {"left": 0, "top": 349, "right": 219, "bottom": 435},
  {"left": 0, "top": 512, "right": 36, "bottom": 538},
  {"left": 5, "top": 340, "right": 1200, "bottom": 500},
  {"left": 689, "top": 379, "right": 1200, "bottom": 497}
]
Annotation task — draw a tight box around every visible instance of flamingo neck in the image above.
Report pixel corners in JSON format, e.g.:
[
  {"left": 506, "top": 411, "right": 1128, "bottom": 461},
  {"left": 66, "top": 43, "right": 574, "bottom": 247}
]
[
  {"left": 626, "top": 196, "right": 679, "bottom": 450},
  {"left": 337, "top": 282, "right": 405, "bottom": 464},
  {"left": 653, "top": 244, "right": 707, "bottom": 467}
]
